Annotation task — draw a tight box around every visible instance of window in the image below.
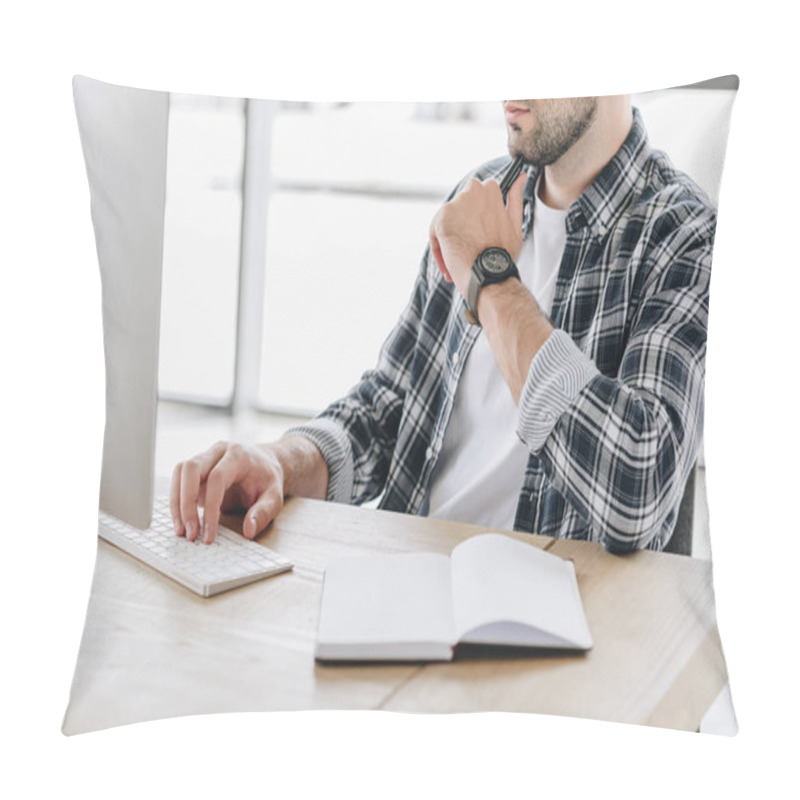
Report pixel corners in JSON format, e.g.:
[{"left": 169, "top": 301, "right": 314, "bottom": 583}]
[
  {"left": 159, "top": 98, "right": 507, "bottom": 415},
  {"left": 159, "top": 94, "right": 245, "bottom": 405},
  {"left": 258, "top": 101, "right": 506, "bottom": 414}
]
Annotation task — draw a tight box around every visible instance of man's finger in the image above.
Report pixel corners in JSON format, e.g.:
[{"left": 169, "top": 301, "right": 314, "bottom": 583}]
[
  {"left": 429, "top": 224, "right": 452, "bottom": 282},
  {"left": 243, "top": 488, "right": 283, "bottom": 540},
  {"left": 201, "top": 451, "right": 242, "bottom": 544},
  {"left": 170, "top": 462, "right": 185, "bottom": 536},
  {"left": 179, "top": 442, "right": 227, "bottom": 542},
  {"left": 464, "top": 176, "right": 482, "bottom": 194},
  {"left": 507, "top": 171, "right": 528, "bottom": 232}
]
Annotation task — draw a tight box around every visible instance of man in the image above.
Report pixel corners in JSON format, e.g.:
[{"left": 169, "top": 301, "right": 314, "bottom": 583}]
[{"left": 171, "top": 94, "right": 713, "bottom": 554}]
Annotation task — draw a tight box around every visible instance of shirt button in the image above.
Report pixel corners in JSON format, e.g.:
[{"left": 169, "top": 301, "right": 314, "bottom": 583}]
[
  {"left": 425, "top": 447, "right": 434, "bottom": 460},
  {"left": 452, "top": 351, "right": 460, "bottom": 365}
]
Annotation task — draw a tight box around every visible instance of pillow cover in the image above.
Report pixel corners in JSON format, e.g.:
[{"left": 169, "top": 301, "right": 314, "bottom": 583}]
[{"left": 63, "top": 75, "right": 738, "bottom": 735}]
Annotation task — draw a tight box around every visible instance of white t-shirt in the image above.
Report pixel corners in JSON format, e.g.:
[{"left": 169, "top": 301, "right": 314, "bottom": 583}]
[{"left": 426, "top": 183, "right": 568, "bottom": 530}]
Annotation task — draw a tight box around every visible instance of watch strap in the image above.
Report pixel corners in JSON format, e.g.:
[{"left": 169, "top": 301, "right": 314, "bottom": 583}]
[{"left": 465, "top": 268, "right": 482, "bottom": 325}]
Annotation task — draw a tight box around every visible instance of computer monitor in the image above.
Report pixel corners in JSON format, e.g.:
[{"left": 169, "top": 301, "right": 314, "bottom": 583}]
[{"left": 73, "top": 75, "right": 169, "bottom": 529}]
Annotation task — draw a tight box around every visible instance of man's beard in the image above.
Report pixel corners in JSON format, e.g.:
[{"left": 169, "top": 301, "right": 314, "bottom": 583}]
[{"left": 509, "top": 98, "right": 598, "bottom": 167}]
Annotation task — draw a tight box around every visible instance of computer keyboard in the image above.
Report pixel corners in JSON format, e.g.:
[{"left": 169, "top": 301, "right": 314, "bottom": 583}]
[{"left": 98, "top": 496, "right": 293, "bottom": 597}]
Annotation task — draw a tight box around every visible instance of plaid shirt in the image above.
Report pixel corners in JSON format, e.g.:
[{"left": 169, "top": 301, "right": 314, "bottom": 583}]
[{"left": 291, "top": 108, "right": 714, "bottom": 553}]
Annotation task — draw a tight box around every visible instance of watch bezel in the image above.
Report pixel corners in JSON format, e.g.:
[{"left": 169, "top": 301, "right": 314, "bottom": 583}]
[
  {"left": 478, "top": 246, "right": 514, "bottom": 278},
  {"left": 465, "top": 246, "right": 520, "bottom": 326}
]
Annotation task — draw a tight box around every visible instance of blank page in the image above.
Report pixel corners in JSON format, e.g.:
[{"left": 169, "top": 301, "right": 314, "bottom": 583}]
[
  {"left": 451, "top": 534, "right": 592, "bottom": 649},
  {"left": 316, "top": 553, "right": 457, "bottom": 659}
]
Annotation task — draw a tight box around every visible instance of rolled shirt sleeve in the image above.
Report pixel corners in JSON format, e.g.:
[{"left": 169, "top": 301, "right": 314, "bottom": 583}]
[
  {"left": 284, "top": 418, "right": 354, "bottom": 504},
  {"left": 517, "top": 329, "right": 600, "bottom": 453}
]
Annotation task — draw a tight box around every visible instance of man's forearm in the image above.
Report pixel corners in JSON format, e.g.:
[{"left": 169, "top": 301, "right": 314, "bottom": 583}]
[
  {"left": 477, "top": 278, "right": 554, "bottom": 404},
  {"left": 271, "top": 434, "right": 329, "bottom": 500}
]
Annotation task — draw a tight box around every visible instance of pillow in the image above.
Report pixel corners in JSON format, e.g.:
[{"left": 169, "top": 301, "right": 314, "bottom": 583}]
[{"left": 63, "top": 75, "right": 738, "bottom": 735}]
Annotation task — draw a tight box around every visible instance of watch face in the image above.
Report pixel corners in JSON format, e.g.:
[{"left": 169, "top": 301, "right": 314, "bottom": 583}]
[{"left": 481, "top": 248, "right": 511, "bottom": 275}]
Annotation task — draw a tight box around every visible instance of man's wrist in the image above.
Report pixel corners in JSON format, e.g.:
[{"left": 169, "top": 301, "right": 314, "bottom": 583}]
[
  {"left": 271, "top": 435, "right": 329, "bottom": 500},
  {"left": 477, "top": 278, "right": 547, "bottom": 332}
]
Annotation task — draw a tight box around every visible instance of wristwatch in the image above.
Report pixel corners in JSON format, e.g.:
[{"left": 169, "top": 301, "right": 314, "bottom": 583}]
[{"left": 464, "top": 246, "right": 520, "bottom": 325}]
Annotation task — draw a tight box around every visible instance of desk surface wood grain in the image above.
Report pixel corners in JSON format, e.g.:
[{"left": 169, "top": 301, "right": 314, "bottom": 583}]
[{"left": 63, "top": 497, "right": 728, "bottom": 734}]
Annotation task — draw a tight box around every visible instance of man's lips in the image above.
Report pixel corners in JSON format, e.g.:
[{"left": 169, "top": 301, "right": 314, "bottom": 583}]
[{"left": 503, "top": 103, "right": 529, "bottom": 124}]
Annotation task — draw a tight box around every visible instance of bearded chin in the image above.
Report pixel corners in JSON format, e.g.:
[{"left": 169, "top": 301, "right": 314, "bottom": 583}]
[
  {"left": 508, "top": 129, "right": 550, "bottom": 167},
  {"left": 508, "top": 100, "right": 597, "bottom": 167},
  {"left": 507, "top": 127, "right": 528, "bottom": 161},
  {"left": 510, "top": 141, "right": 547, "bottom": 167},
  {"left": 512, "top": 132, "right": 580, "bottom": 168}
]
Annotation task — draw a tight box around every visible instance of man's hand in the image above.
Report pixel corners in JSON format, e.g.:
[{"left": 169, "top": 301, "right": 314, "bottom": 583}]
[
  {"left": 431, "top": 168, "right": 553, "bottom": 404},
  {"left": 429, "top": 171, "right": 528, "bottom": 298},
  {"left": 170, "top": 435, "right": 328, "bottom": 544}
]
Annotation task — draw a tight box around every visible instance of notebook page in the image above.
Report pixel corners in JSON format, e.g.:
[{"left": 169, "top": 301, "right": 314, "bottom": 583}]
[
  {"left": 450, "top": 534, "right": 592, "bottom": 649},
  {"left": 316, "top": 552, "right": 457, "bottom": 656}
]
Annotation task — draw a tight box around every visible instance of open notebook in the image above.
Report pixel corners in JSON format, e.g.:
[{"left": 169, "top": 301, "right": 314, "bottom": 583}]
[{"left": 315, "top": 533, "right": 593, "bottom": 661}]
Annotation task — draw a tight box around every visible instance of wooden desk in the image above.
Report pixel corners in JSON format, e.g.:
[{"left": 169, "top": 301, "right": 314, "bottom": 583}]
[{"left": 63, "top": 498, "right": 729, "bottom": 734}]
